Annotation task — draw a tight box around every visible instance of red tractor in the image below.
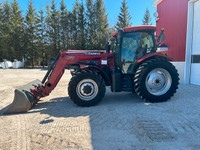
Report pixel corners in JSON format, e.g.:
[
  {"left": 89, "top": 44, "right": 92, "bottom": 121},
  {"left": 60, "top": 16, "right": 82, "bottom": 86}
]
[{"left": 5, "top": 25, "right": 179, "bottom": 114}]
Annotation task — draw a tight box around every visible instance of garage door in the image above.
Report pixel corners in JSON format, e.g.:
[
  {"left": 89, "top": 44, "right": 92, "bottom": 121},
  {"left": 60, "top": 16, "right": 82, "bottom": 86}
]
[{"left": 191, "top": 0, "right": 200, "bottom": 86}]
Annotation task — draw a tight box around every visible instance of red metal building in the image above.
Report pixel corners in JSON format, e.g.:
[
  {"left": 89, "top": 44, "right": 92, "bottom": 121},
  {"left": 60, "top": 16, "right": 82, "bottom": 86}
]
[
  {"left": 153, "top": 0, "right": 200, "bottom": 86},
  {"left": 153, "top": 0, "right": 188, "bottom": 61}
]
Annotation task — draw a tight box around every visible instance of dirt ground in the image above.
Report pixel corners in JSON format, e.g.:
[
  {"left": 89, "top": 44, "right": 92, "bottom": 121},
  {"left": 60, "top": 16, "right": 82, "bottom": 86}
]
[{"left": 0, "top": 69, "right": 200, "bottom": 150}]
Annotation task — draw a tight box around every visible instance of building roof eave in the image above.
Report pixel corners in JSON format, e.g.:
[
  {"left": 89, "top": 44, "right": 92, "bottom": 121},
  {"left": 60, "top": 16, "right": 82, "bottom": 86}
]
[{"left": 153, "top": 0, "right": 164, "bottom": 6}]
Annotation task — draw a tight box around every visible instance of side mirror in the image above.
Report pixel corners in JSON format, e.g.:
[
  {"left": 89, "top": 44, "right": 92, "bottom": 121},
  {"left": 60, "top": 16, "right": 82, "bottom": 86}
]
[
  {"left": 117, "top": 29, "right": 123, "bottom": 39},
  {"left": 157, "top": 29, "right": 165, "bottom": 42}
]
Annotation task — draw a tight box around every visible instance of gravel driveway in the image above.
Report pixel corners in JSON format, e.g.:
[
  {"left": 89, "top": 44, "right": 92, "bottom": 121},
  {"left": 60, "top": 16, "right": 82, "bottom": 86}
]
[{"left": 0, "top": 69, "right": 200, "bottom": 150}]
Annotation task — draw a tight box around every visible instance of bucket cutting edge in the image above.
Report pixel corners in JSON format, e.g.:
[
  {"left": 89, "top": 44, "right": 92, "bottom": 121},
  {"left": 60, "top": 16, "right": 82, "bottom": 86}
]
[{"left": 4, "top": 79, "right": 42, "bottom": 114}]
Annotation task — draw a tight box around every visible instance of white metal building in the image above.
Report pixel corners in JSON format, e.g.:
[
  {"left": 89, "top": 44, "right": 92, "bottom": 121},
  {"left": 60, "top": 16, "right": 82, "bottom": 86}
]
[{"left": 185, "top": 0, "right": 200, "bottom": 86}]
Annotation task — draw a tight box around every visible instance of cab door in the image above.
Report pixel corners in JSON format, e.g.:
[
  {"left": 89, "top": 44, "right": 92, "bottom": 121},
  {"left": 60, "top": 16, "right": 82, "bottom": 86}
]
[{"left": 121, "top": 32, "right": 155, "bottom": 74}]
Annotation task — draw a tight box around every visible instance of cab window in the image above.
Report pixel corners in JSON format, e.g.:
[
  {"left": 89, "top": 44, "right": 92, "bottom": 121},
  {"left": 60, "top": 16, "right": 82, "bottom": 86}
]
[{"left": 121, "top": 32, "right": 155, "bottom": 74}]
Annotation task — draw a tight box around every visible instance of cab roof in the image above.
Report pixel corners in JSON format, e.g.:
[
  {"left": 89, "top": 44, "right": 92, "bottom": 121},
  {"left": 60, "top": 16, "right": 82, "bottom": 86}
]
[{"left": 112, "top": 25, "right": 157, "bottom": 37}]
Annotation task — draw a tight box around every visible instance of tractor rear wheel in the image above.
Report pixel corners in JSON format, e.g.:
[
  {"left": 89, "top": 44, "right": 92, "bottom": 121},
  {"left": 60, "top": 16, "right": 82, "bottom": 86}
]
[
  {"left": 68, "top": 70, "right": 106, "bottom": 107},
  {"left": 134, "top": 59, "right": 179, "bottom": 102}
]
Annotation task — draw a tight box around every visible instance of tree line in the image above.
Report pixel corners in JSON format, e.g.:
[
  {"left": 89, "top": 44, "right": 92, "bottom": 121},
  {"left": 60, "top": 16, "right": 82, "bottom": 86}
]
[{"left": 0, "top": 0, "right": 152, "bottom": 67}]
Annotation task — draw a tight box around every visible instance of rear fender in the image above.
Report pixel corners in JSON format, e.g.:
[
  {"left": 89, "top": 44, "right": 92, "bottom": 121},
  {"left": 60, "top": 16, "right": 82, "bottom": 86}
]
[
  {"left": 134, "top": 53, "right": 173, "bottom": 72},
  {"left": 137, "top": 53, "right": 173, "bottom": 63},
  {"left": 137, "top": 52, "right": 173, "bottom": 64},
  {"left": 81, "top": 66, "right": 111, "bottom": 86}
]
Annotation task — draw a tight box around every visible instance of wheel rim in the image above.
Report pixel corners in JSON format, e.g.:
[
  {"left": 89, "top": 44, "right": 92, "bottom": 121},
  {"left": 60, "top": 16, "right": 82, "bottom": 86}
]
[
  {"left": 145, "top": 68, "right": 172, "bottom": 96},
  {"left": 76, "top": 79, "right": 98, "bottom": 101}
]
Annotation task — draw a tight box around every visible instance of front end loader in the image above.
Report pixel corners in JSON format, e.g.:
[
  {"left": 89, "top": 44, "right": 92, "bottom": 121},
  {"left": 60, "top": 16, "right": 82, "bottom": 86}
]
[
  {"left": 4, "top": 25, "right": 179, "bottom": 114},
  {"left": 4, "top": 50, "right": 109, "bottom": 114}
]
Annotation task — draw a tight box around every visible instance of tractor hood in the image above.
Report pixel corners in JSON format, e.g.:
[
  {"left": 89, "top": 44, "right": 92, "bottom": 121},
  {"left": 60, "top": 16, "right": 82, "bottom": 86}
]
[{"left": 63, "top": 50, "right": 109, "bottom": 66}]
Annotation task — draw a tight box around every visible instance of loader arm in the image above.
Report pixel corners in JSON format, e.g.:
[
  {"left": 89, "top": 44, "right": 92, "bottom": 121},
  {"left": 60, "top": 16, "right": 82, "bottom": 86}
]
[
  {"left": 33, "top": 51, "right": 107, "bottom": 99},
  {"left": 32, "top": 52, "right": 67, "bottom": 99},
  {"left": 5, "top": 50, "right": 107, "bottom": 114}
]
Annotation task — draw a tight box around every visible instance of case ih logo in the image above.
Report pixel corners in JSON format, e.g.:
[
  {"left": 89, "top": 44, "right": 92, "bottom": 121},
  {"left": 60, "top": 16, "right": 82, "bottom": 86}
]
[
  {"left": 66, "top": 56, "right": 75, "bottom": 60},
  {"left": 86, "top": 52, "right": 101, "bottom": 55}
]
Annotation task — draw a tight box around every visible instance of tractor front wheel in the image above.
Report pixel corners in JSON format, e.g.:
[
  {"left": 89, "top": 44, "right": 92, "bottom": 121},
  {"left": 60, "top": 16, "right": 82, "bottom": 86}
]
[
  {"left": 134, "top": 59, "right": 179, "bottom": 102},
  {"left": 68, "top": 70, "right": 106, "bottom": 107}
]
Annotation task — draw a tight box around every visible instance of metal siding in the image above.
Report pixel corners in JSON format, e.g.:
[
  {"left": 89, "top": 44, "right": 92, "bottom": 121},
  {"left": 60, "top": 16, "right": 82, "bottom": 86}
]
[
  {"left": 191, "top": 0, "right": 200, "bottom": 86},
  {"left": 156, "top": 0, "right": 188, "bottom": 61}
]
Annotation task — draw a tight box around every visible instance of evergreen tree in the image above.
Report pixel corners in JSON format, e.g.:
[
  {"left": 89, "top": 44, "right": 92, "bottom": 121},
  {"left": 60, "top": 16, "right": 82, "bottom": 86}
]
[
  {"left": 142, "top": 8, "right": 152, "bottom": 25},
  {"left": 0, "top": 3, "right": 3, "bottom": 60},
  {"left": 45, "top": 3, "right": 53, "bottom": 59},
  {"left": 25, "top": 0, "right": 38, "bottom": 67},
  {"left": 0, "top": 3, "right": 2, "bottom": 25},
  {"left": 47, "top": 0, "right": 61, "bottom": 56},
  {"left": 78, "top": 0, "right": 86, "bottom": 50},
  {"left": 10, "top": 0, "right": 24, "bottom": 60},
  {"left": 0, "top": 3, "right": 2, "bottom": 27},
  {"left": 36, "top": 7, "right": 47, "bottom": 67},
  {"left": 60, "top": 0, "right": 68, "bottom": 50},
  {"left": 67, "top": 11, "right": 73, "bottom": 49},
  {"left": 115, "top": 0, "right": 132, "bottom": 29},
  {"left": 45, "top": 3, "right": 51, "bottom": 43},
  {"left": 1, "top": 0, "right": 12, "bottom": 60},
  {"left": 0, "top": 0, "right": 137, "bottom": 63},
  {"left": 95, "top": 0, "right": 108, "bottom": 50},
  {"left": 71, "top": 0, "right": 79, "bottom": 49},
  {"left": 86, "top": 0, "right": 95, "bottom": 49}
]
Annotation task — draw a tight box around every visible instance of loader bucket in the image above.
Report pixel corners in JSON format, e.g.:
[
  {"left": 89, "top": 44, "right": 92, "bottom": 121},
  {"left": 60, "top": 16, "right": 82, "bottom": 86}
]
[{"left": 4, "top": 79, "right": 42, "bottom": 114}]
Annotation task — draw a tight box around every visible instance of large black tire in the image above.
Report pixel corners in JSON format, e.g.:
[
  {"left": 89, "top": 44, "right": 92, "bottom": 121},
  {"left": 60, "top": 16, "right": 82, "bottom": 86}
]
[
  {"left": 68, "top": 70, "right": 106, "bottom": 107},
  {"left": 134, "top": 59, "right": 179, "bottom": 102}
]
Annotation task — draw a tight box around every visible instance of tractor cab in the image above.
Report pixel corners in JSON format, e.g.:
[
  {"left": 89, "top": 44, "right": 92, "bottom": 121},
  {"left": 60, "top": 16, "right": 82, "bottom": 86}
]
[{"left": 110, "top": 26, "right": 158, "bottom": 74}]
